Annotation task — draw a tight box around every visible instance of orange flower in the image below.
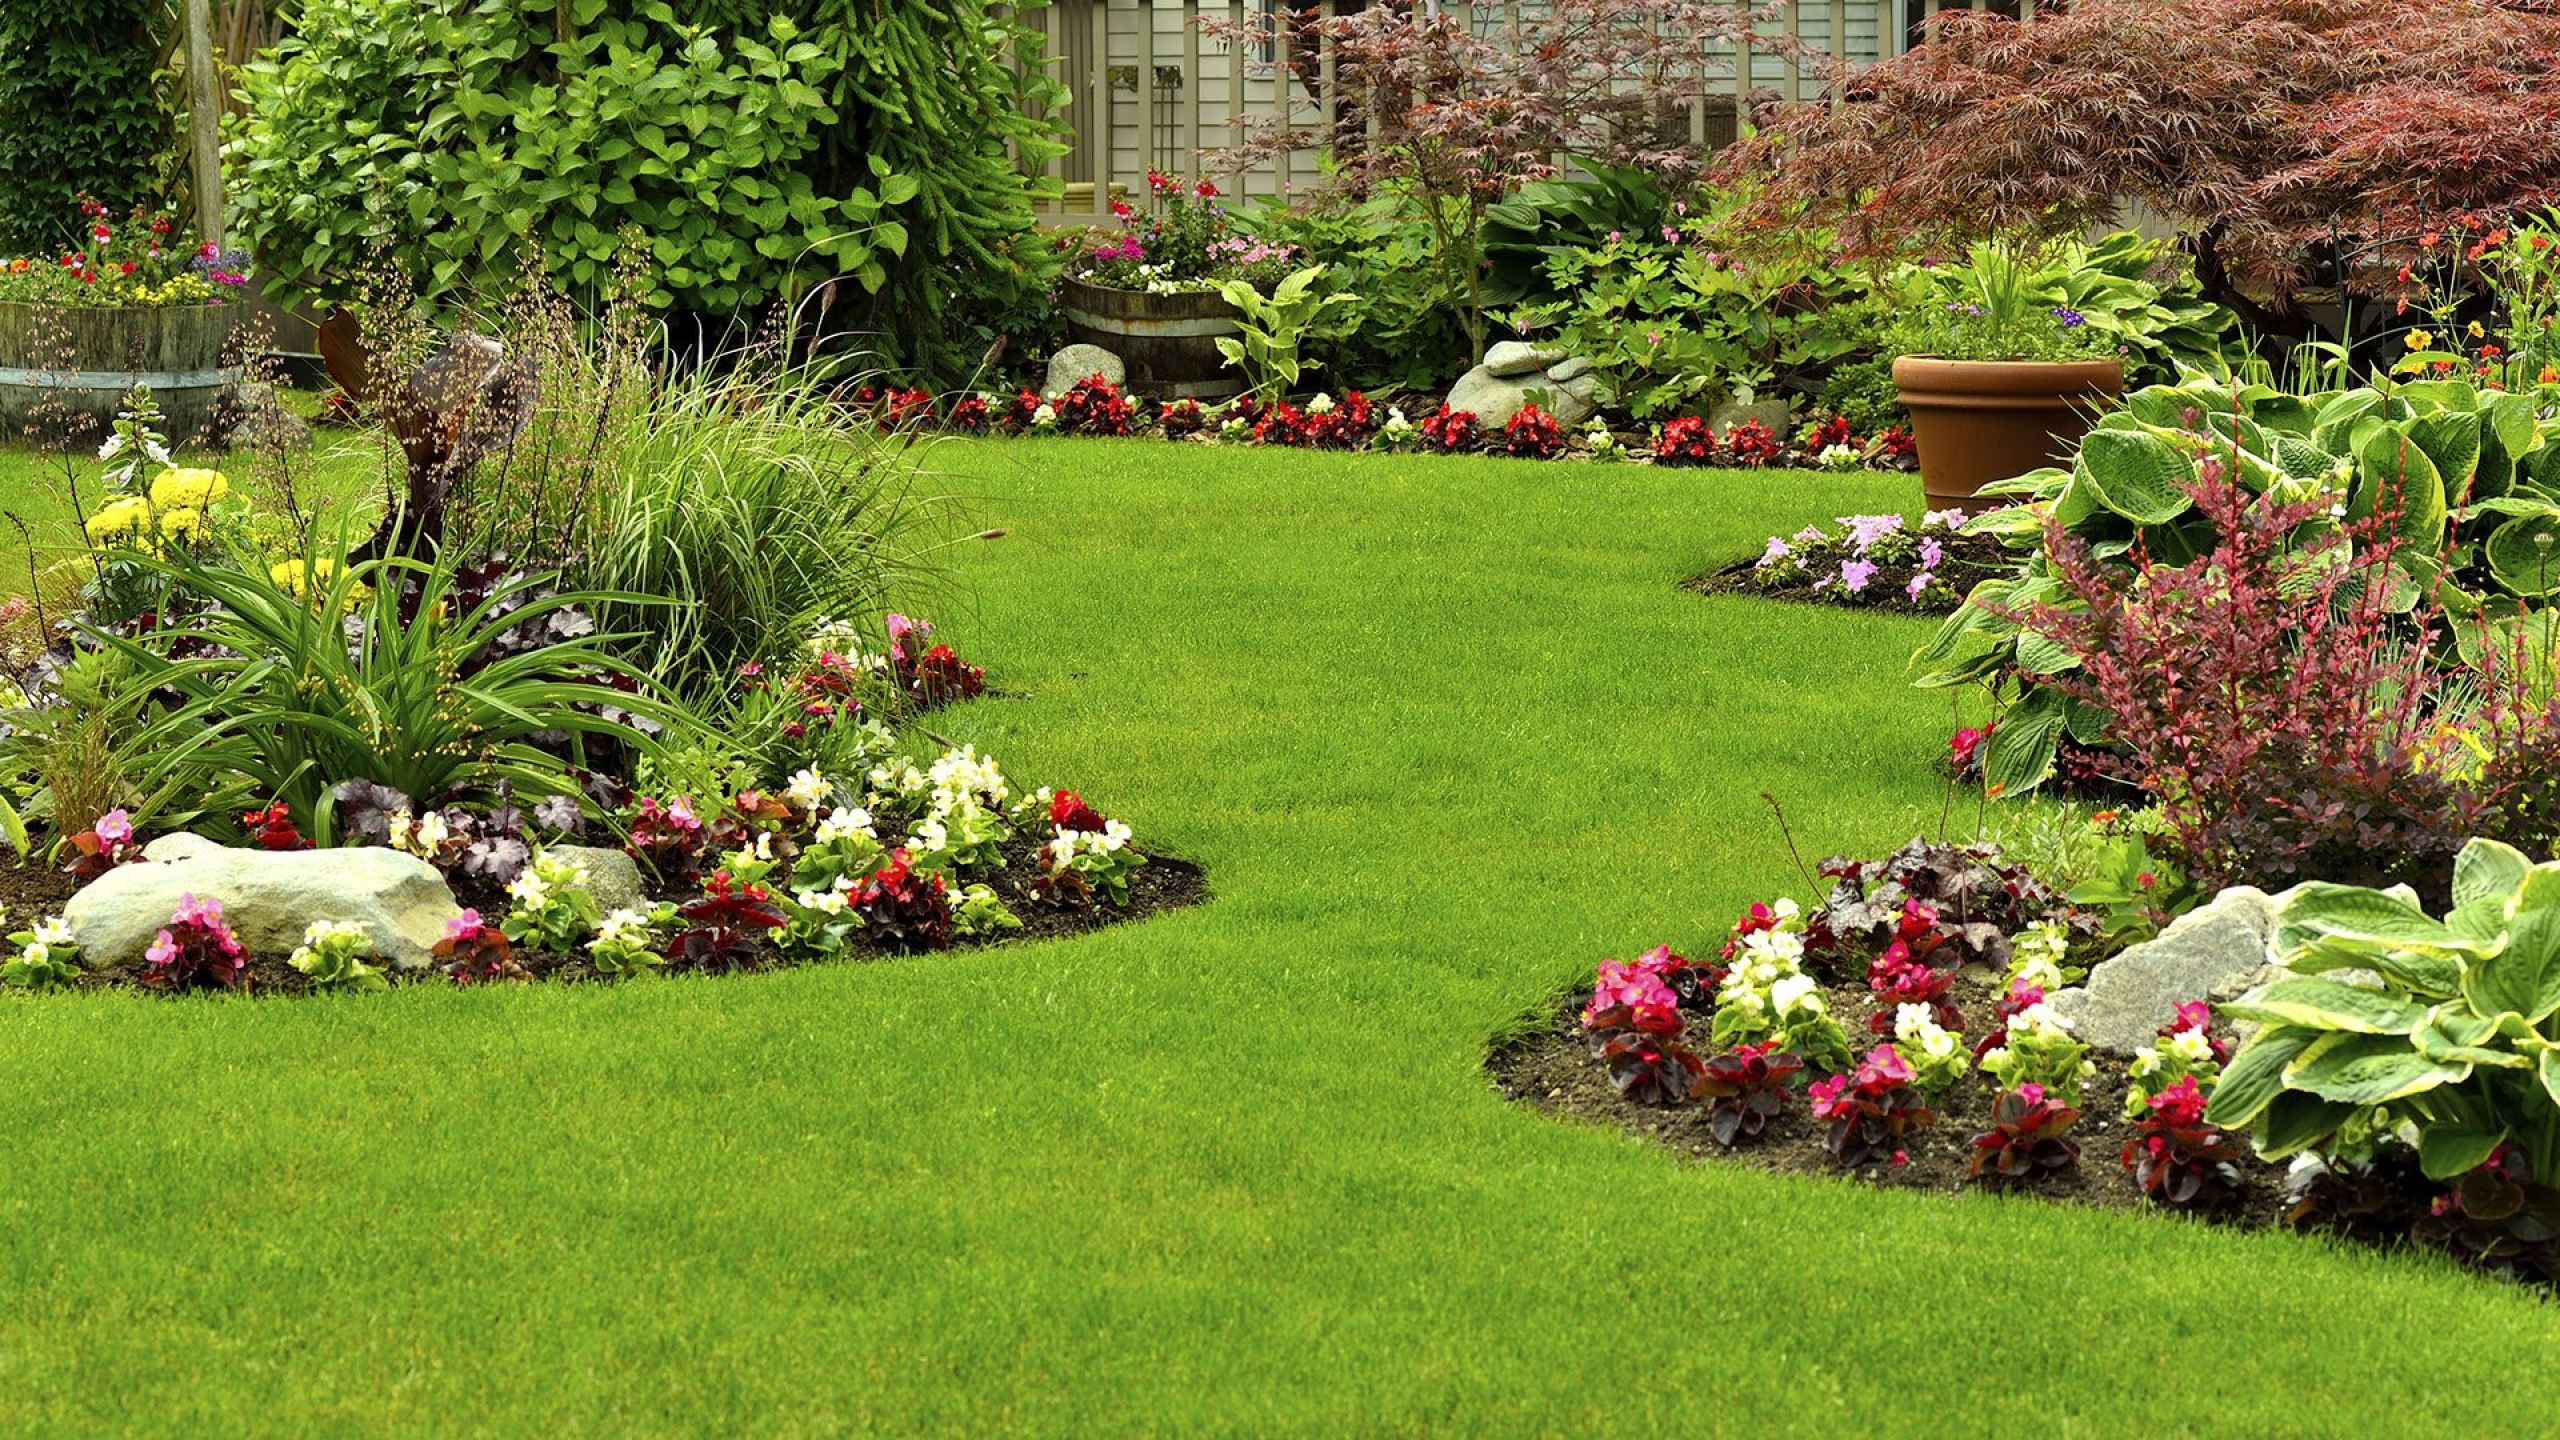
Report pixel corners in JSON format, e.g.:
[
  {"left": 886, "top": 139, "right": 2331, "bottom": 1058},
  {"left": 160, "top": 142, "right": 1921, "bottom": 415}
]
[{"left": 2542, "top": 364, "right": 2560, "bottom": 385}]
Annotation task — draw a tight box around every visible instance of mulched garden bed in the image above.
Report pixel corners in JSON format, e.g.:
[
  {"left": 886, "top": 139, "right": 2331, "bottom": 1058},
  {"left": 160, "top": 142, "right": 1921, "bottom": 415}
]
[
  {"left": 1681, "top": 525, "right": 2013, "bottom": 618},
  {"left": 1490, "top": 967, "right": 2287, "bottom": 1223},
  {"left": 39, "top": 847, "right": 1206, "bottom": 997}
]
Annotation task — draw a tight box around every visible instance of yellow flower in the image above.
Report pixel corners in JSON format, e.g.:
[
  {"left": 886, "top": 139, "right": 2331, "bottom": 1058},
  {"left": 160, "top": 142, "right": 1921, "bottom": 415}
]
[
  {"left": 2468, "top": 321, "right": 2486, "bottom": 339},
  {"left": 149, "top": 468, "right": 229, "bottom": 510},
  {"left": 82, "top": 496, "right": 151, "bottom": 541},
  {"left": 156, "top": 507, "right": 204, "bottom": 541},
  {"left": 2405, "top": 329, "right": 2434, "bottom": 351},
  {"left": 270, "top": 557, "right": 369, "bottom": 608}
]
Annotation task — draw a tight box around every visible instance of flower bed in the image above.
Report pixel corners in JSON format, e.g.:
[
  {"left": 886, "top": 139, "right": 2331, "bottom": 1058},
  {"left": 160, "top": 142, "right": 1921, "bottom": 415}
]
[
  {"left": 1683, "top": 509, "right": 2008, "bottom": 615},
  {"left": 1491, "top": 834, "right": 2560, "bottom": 1287},
  {"left": 877, "top": 374, "right": 1914, "bottom": 471}
]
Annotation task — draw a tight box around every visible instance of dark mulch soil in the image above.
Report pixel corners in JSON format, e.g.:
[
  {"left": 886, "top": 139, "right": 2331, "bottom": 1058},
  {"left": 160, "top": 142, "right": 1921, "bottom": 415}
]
[
  {"left": 1682, "top": 530, "right": 2013, "bottom": 618},
  {"left": 0, "top": 859, "right": 78, "bottom": 925},
  {"left": 1490, "top": 967, "right": 2290, "bottom": 1224},
  {"left": 50, "top": 848, "right": 1206, "bottom": 997}
]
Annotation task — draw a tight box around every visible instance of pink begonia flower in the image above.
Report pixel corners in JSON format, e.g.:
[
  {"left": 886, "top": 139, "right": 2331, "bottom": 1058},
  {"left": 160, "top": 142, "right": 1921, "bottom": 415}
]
[
  {"left": 94, "top": 809, "right": 133, "bottom": 846},
  {"left": 445, "top": 909, "right": 485, "bottom": 943},
  {"left": 1863, "top": 1043, "right": 1913, "bottom": 1086},
  {"left": 2017, "top": 1083, "right": 2047, "bottom": 1107},
  {"left": 2171, "top": 1000, "right": 2212, "bottom": 1033}
]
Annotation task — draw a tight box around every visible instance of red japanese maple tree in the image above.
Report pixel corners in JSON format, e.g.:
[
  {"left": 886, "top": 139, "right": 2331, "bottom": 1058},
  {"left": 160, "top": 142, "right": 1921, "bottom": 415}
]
[{"left": 1729, "top": 0, "right": 2560, "bottom": 329}]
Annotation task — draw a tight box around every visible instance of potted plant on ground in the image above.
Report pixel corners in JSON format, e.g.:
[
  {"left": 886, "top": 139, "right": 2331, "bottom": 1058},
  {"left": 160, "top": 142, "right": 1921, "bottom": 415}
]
[
  {"left": 1056, "top": 173, "right": 1306, "bottom": 401},
  {"left": 1889, "top": 241, "right": 2125, "bottom": 513},
  {"left": 0, "top": 197, "right": 251, "bottom": 445}
]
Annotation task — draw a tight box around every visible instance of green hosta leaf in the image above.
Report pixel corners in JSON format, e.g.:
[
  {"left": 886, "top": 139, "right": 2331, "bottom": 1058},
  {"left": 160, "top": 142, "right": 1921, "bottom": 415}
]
[
  {"left": 2255, "top": 1090, "right": 2360, "bottom": 1159},
  {"left": 2271, "top": 434, "right": 2345, "bottom": 486},
  {"left": 2076, "top": 428, "right": 2197, "bottom": 524},
  {"left": 2455, "top": 837, "right": 2535, "bottom": 910},
  {"left": 2485, "top": 515, "right": 2560, "bottom": 597},
  {"left": 2419, "top": 1120, "right": 2510, "bottom": 1181},
  {"left": 2312, "top": 389, "right": 2389, "bottom": 452},
  {"left": 2351, "top": 424, "right": 2448, "bottom": 553},
  {"left": 2406, "top": 409, "right": 2483, "bottom": 492},
  {"left": 2543, "top": 1049, "right": 2560, "bottom": 1111},
  {"left": 0, "top": 793, "right": 26, "bottom": 863},
  {"left": 1979, "top": 689, "right": 2065, "bottom": 798},
  {"left": 2282, "top": 1032, "right": 2469, "bottom": 1104},
  {"left": 2251, "top": 394, "right": 2319, "bottom": 435},
  {"left": 2205, "top": 1026, "right": 2317, "bottom": 1128},
  {"left": 2413, "top": 1004, "right": 2530, "bottom": 1069},
  {"left": 2284, "top": 936, "right": 2459, "bottom": 998},
  {"left": 2220, "top": 976, "right": 2426, "bottom": 1035},
  {"left": 2274, "top": 881, "right": 2500, "bottom": 959},
  {"left": 2468, "top": 866, "right": 2560, "bottom": 1023}
]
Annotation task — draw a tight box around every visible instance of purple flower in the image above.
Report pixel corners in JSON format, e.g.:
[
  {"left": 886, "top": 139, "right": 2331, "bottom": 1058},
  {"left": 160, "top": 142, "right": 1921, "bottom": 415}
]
[
  {"left": 1907, "top": 571, "right": 1932, "bottom": 601},
  {"left": 1605, "top": 230, "right": 1623, "bottom": 245},
  {"left": 1757, "top": 537, "right": 1793, "bottom": 569},
  {"left": 1660, "top": 225, "right": 1679, "bottom": 244},
  {"left": 1842, "top": 513, "right": 1904, "bottom": 553},
  {"left": 1919, "top": 537, "right": 1944, "bottom": 569},
  {"left": 2051, "top": 306, "right": 2087, "bottom": 329},
  {"left": 1840, "top": 559, "right": 1877, "bottom": 594}
]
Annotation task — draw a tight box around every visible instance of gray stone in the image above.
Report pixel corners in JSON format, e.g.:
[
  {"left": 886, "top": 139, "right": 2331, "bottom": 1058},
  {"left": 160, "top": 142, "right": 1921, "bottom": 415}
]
[
  {"left": 67, "top": 844, "right": 465, "bottom": 971},
  {"left": 547, "top": 844, "right": 646, "bottom": 915},
  {"left": 1708, "top": 396, "right": 1795, "bottom": 436},
  {"left": 2050, "top": 886, "right": 2289, "bottom": 1053},
  {"left": 1445, "top": 364, "right": 1597, "bottom": 430},
  {"left": 220, "top": 381, "right": 313, "bottom": 451},
  {"left": 1546, "top": 356, "right": 1594, "bottom": 384},
  {"left": 1041, "top": 344, "right": 1126, "bottom": 401},
  {"left": 1482, "top": 340, "right": 1567, "bottom": 378}
]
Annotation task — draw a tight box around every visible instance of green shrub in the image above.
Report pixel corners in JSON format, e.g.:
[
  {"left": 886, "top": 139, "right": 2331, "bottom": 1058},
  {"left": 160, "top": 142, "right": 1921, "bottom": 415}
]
[
  {"left": 232, "top": 0, "right": 1064, "bottom": 375},
  {"left": 1237, "top": 190, "right": 1469, "bottom": 394},
  {"left": 0, "top": 1, "right": 165, "bottom": 254}
]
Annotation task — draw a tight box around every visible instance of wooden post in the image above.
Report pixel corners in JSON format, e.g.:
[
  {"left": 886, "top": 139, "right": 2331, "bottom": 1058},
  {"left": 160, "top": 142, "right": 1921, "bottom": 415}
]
[{"left": 183, "top": 0, "right": 225, "bottom": 247}]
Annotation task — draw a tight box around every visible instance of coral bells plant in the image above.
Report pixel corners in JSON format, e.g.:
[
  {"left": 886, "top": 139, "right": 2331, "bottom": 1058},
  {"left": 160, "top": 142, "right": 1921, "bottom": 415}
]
[
  {"left": 437, "top": 909, "right": 527, "bottom": 985},
  {"left": 2122, "top": 1076, "right": 2243, "bottom": 1207},
  {"left": 1697, "top": 1043, "right": 1803, "bottom": 1146},
  {"left": 1501, "top": 403, "right": 1565, "bottom": 459},
  {"left": 143, "top": 894, "right": 249, "bottom": 992},
  {"left": 1968, "top": 1083, "right": 2084, "bottom": 1187},
  {"left": 1808, "top": 1043, "right": 1936, "bottom": 1169}
]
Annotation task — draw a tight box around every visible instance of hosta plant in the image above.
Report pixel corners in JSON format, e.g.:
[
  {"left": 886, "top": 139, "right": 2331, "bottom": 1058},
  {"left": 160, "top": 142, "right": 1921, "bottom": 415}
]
[
  {"left": 1808, "top": 1044, "right": 1936, "bottom": 1168},
  {"left": 1697, "top": 1043, "right": 1803, "bottom": 1146},
  {"left": 2122, "top": 1075, "right": 2243, "bottom": 1207},
  {"left": 1969, "top": 1084, "right": 2084, "bottom": 1187},
  {"left": 2206, "top": 837, "right": 2560, "bottom": 1190},
  {"left": 287, "top": 919, "right": 389, "bottom": 992}
]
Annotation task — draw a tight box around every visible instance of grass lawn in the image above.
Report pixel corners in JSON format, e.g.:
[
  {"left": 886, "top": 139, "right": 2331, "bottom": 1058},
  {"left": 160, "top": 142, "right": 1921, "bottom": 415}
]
[{"left": 1, "top": 436, "right": 2553, "bottom": 1435}]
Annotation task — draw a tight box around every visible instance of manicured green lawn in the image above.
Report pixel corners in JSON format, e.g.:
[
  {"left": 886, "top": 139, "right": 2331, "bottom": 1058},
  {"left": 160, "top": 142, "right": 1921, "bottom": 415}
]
[{"left": 2, "top": 437, "right": 2552, "bottom": 1435}]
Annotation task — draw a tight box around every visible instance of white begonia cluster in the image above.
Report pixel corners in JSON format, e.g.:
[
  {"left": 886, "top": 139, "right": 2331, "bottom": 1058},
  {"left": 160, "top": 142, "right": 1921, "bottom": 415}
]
[
  {"left": 290, "top": 918, "right": 367, "bottom": 962},
  {"left": 2130, "top": 1026, "right": 2216, "bottom": 1079},
  {"left": 865, "top": 760, "right": 928, "bottom": 809},
  {"left": 815, "top": 806, "right": 878, "bottom": 845},
  {"left": 2006, "top": 919, "right": 2073, "bottom": 991},
  {"left": 592, "top": 907, "right": 655, "bottom": 947},
  {"left": 386, "top": 809, "right": 449, "bottom": 857},
  {"left": 1583, "top": 417, "right": 1621, "bottom": 458},
  {"left": 1895, "top": 1003, "right": 1963, "bottom": 1064},
  {"left": 1713, "top": 919, "right": 1819, "bottom": 1028},
  {"left": 1030, "top": 402, "right": 1060, "bottom": 431},
  {"left": 1307, "top": 392, "right": 1336, "bottom": 415},
  {"left": 1817, "top": 442, "right": 1862, "bottom": 471},
  {"left": 927, "top": 745, "right": 1009, "bottom": 815},
  {"left": 1043, "top": 819, "right": 1133, "bottom": 870},
  {"left": 1374, "top": 407, "right": 1417, "bottom": 448},
  {"left": 506, "top": 848, "right": 591, "bottom": 912},
  {"left": 785, "top": 766, "right": 834, "bottom": 810},
  {"left": 18, "top": 913, "right": 77, "bottom": 970},
  {"left": 1217, "top": 416, "right": 1253, "bottom": 443},
  {"left": 791, "top": 878, "right": 854, "bottom": 914}
]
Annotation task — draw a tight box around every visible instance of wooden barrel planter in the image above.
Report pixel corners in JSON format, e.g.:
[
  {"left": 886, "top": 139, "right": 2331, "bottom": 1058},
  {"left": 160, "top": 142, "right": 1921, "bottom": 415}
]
[
  {"left": 0, "top": 302, "right": 239, "bottom": 446},
  {"left": 1057, "top": 276, "right": 1242, "bottom": 402}
]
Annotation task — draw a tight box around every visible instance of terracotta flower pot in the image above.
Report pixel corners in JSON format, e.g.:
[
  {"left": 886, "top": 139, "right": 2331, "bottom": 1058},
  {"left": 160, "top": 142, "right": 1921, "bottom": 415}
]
[
  {"left": 1057, "top": 276, "right": 1242, "bottom": 401},
  {"left": 1893, "top": 355, "right": 2124, "bottom": 514}
]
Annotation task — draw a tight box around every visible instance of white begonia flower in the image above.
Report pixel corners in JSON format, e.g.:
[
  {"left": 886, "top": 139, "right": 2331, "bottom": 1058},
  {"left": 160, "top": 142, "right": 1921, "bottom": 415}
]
[
  {"left": 1769, "top": 972, "right": 1820, "bottom": 1017},
  {"left": 1308, "top": 392, "right": 1335, "bottom": 414},
  {"left": 817, "top": 807, "right": 877, "bottom": 844},
  {"left": 32, "top": 915, "right": 74, "bottom": 947},
  {"left": 412, "top": 810, "right": 448, "bottom": 852},
  {"left": 594, "top": 907, "right": 651, "bottom": 943},
  {"left": 18, "top": 942, "right": 49, "bottom": 967},
  {"left": 910, "top": 816, "right": 950, "bottom": 856},
  {"left": 1771, "top": 896, "right": 1801, "bottom": 922},
  {"left": 386, "top": 811, "right": 413, "bottom": 851},
  {"left": 1044, "top": 833, "right": 1077, "bottom": 867},
  {"left": 2010, "top": 952, "right": 2065, "bottom": 992},
  {"left": 1097, "top": 819, "right": 1132, "bottom": 852},
  {"left": 793, "top": 884, "right": 851, "bottom": 915},
  {"left": 2166, "top": 1029, "right": 2215, "bottom": 1065},
  {"left": 507, "top": 870, "right": 553, "bottom": 908},
  {"left": 785, "top": 767, "right": 833, "bottom": 809},
  {"left": 2011, "top": 1001, "right": 2073, "bottom": 1039}
]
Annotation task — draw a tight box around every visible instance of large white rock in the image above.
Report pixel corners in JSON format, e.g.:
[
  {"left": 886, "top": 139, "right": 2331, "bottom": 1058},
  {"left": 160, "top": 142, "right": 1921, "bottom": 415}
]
[
  {"left": 1041, "top": 344, "right": 1127, "bottom": 401},
  {"left": 2049, "top": 886, "right": 2294, "bottom": 1053},
  {"left": 546, "top": 844, "right": 647, "bottom": 915},
  {"left": 1482, "top": 341, "right": 1567, "bottom": 378},
  {"left": 68, "top": 841, "right": 465, "bottom": 971},
  {"left": 1445, "top": 362, "right": 1599, "bottom": 429}
]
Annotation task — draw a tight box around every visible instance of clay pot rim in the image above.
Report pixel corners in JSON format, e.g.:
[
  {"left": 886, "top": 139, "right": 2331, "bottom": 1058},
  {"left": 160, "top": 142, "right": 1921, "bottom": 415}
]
[{"left": 1892, "top": 353, "right": 2125, "bottom": 390}]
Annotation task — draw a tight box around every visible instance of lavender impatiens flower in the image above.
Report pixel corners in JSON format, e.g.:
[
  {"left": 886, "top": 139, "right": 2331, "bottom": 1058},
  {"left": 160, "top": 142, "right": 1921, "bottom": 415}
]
[
  {"left": 1842, "top": 513, "right": 1904, "bottom": 554},
  {"left": 1839, "top": 559, "right": 1877, "bottom": 594}
]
